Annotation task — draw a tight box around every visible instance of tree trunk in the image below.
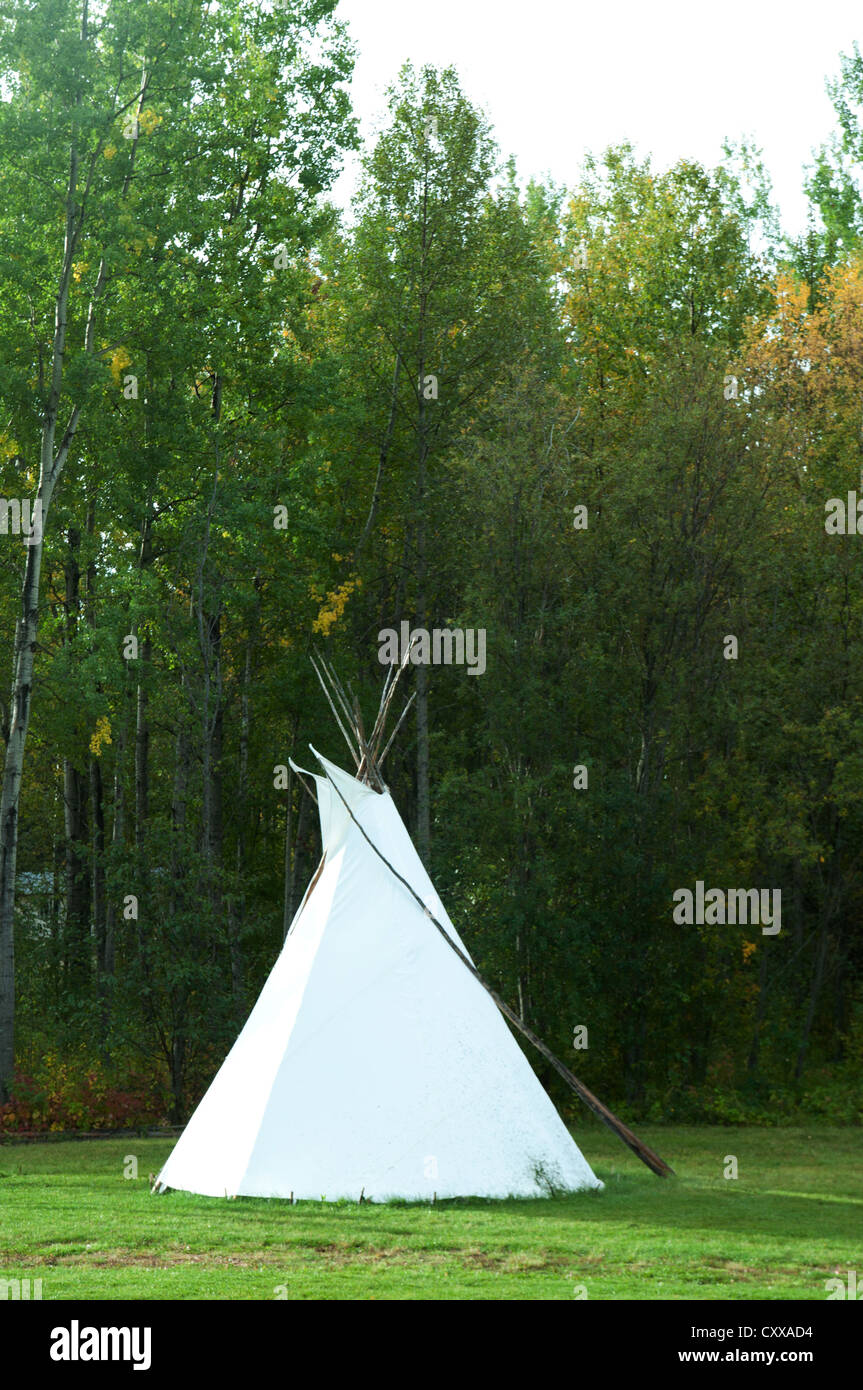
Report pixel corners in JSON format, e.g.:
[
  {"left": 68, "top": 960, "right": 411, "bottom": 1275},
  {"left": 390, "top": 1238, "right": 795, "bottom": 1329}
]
[
  {"left": 746, "top": 947, "right": 769, "bottom": 1074},
  {"left": 199, "top": 602, "right": 225, "bottom": 900},
  {"left": 170, "top": 1025, "right": 187, "bottom": 1124},
  {"left": 228, "top": 640, "right": 253, "bottom": 1016},
  {"left": 90, "top": 755, "right": 108, "bottom": 1037},
  {"left": 288, "top": 790, "right": 310, "bottom": 936},
  {"left": 100, "top": 713, "right": 127, "bottom": 1042},
  {"left": 51, "top": 834, "right": 64, "bottom": 1017},
  {"left": 0, "top": 425, "right": 75, "bottom": 1099},
  {"left": 63, "top": 758, "right": 90, "bottom": 996},
  {"left": 795, "top": 916, "right": 831, "bottom": 1081},
  {"left": 62, "top": 525, "right": 90, "bottom": 997},
  {"left": 356, "top": 354, "right": 401, "bottom": 561},
  {"left": 0, "top": 2, "right": 138, "bottom": 1096},
  {"left": 415, "top": 663, "right": 430, "bottom": 863},
  {"left": 414, "top": 240, "right": 431, "bottom": 860},
  {"left": 134, "top": 652, "right": 150, "bottom": 858},
  {"left": 282, "top": 765, "right": 295, "bottom": 942}
]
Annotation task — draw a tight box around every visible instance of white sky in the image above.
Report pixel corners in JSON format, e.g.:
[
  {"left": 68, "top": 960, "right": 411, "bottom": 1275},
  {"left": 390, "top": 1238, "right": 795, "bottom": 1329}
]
[{"left": 332, "top": 0, "right": 862, "bottom": 237}]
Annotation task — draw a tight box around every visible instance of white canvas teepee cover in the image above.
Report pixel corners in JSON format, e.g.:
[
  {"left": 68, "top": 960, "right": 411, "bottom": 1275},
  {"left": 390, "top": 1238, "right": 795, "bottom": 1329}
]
[{"left": 156, "top": 750, "right": 602, "bottom": 1200}]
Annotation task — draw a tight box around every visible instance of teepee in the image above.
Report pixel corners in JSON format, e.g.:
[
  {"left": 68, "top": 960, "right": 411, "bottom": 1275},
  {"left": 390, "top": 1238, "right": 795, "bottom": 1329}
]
[{"left": 155, "top": 654, "right": 671, "bottom": 1201}]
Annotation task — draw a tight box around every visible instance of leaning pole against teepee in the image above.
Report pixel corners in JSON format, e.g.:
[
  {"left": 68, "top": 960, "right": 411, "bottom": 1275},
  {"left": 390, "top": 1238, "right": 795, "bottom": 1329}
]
[
  {"left": 306, "top": 652, "right": 673, "bottom": 1182},
  {"left": 154, "top": 653, "right": 672, "bottom": 1201}
]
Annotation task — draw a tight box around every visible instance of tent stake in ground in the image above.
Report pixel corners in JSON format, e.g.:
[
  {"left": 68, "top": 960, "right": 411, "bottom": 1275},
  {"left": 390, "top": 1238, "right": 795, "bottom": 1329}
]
[{"left": 154, "top": 654, "right": 671, "bottom": 1200}]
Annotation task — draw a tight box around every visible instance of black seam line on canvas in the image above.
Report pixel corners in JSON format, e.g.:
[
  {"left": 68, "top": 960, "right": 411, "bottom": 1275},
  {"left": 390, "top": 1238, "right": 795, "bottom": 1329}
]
[{"left": 312, "top": 753, "right": 675, "bottom": 1180}]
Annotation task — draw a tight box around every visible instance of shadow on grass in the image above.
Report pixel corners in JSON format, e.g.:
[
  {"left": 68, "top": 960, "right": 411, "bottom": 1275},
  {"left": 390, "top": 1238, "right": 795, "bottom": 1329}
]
[{"left": 151, "top": 1171, "right": 860, "bottom": 1246}]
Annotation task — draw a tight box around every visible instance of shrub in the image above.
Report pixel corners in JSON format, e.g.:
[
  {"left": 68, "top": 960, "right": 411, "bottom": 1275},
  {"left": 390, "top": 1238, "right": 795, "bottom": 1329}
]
[{"left": 0, "top": 1052, "right": 169, "bottom": 1134}]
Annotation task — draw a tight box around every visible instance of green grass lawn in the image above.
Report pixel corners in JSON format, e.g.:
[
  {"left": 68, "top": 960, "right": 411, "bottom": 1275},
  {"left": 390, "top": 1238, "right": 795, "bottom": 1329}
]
[{"left": 0, "top": 1124, "right": 860, "bottom": 1300}]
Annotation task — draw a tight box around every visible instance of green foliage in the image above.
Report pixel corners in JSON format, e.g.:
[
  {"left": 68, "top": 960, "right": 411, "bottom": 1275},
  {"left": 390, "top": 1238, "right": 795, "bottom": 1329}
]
[
  {"left": 0, "top": 24, "right": 860, "bottom": 1128},
  {"left": 0, "top": 1053, "right": 168, "bottom": 1133},
  {"left": 806, "top": 42, "right": 863, "bottom": 253}
]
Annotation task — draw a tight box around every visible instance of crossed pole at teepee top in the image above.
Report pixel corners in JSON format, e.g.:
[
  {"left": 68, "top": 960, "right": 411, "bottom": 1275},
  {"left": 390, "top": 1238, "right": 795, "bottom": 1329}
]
[{"left": 307, "top": 650, "right": 675, "bottom": 1181}]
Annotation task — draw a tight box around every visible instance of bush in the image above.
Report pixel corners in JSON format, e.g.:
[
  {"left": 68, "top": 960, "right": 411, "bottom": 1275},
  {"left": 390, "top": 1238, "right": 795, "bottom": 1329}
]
[
  {"left": 642, "top": 1077, "right": 862, "bottom": 1126},
  {"left": 0, "top": 1052, "right": 169, "bottom": 1134}
]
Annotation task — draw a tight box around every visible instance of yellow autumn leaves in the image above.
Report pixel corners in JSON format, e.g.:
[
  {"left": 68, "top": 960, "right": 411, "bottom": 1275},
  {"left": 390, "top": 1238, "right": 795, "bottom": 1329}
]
[
  {"left": 744, "top": 258, "right": 863, "bottom": 394},
  {"left": 107, "top": 347, "right": 132, "bottom": 386},
  {"left": 137, "top": 108, "right": 162, "bottom": 137},
  {"left": 0, "top": 431, "right": 20, "bottom": 462},
  {"left": 89, "top": 717, "right": 112, "bottom": 757},
  {"left": 311, "top": 577, "right": 361, "bottom": 636},
  {"left": 104, "top": 106, "right": 162, "bottom": 160}
]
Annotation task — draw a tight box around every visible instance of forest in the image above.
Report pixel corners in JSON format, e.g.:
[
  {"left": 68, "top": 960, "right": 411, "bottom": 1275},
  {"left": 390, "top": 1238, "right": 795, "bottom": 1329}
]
[{"left": 1, "top": 0, "right": 862, "bottom": 1133}]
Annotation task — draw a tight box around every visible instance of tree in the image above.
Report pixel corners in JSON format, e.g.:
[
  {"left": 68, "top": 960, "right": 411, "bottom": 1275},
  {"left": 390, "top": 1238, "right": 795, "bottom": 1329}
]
[
  {"left": 0, "top": 0, "right": 356, "bottom": 1101},
  {"left": 314, "top": 64, "right": 555, "bottom": 859},
  {"left": 806, "top": 43, "right": 863, "bottom": 256}
]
